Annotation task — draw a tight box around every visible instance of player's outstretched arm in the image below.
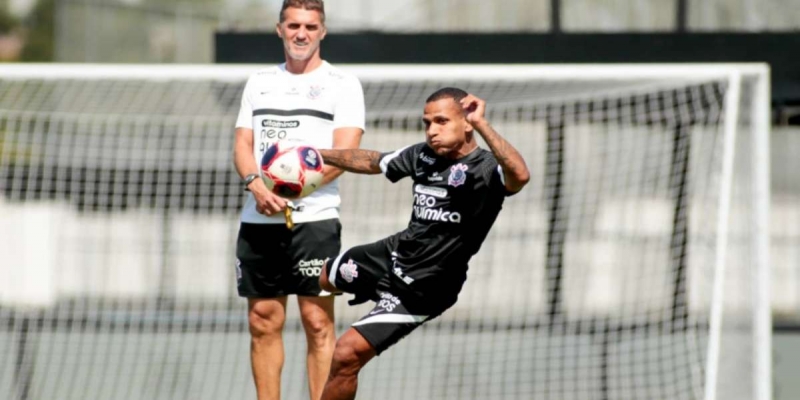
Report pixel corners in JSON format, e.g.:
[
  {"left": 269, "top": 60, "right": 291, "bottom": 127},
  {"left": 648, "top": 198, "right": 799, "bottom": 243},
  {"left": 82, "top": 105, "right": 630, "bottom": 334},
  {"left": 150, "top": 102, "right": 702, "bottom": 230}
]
[
  {"left": 319, "top": 149, "right": 383, "bottom": 175},
  {"left": 460, "top": 94, "right": 530, "bottom": 193},
  {"left": 321, "top": 127, "right": 364, "bottom": 185}
]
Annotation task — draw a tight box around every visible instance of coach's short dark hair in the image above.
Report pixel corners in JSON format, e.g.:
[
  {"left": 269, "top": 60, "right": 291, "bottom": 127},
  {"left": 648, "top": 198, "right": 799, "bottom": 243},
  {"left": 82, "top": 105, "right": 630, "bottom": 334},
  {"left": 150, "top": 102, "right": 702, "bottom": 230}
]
[
  {"left": 280, "top": 0, "right": 325, "bottom": 23},
  {"left": 425, "top": 87, "right": 468, "bottom": 105}
]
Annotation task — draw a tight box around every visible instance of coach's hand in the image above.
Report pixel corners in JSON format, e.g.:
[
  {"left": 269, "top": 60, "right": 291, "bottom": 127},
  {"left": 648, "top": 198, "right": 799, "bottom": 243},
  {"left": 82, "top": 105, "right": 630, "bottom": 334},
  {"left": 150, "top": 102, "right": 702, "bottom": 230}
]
[{"left": 249, "top": 179, "right": 288, "bottom": 216}]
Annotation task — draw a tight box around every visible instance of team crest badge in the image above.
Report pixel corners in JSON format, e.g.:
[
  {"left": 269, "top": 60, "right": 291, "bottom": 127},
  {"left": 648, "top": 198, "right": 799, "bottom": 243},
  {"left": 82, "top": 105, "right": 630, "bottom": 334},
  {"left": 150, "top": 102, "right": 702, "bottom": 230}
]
[
  {"left": 307, "top": 85, "right": 323, "bottom": 99},
  {"left": 340, "top": 259, "right": 359, "bottom": 283},
  {"left": 448, "top": 163, "right": 468, "bottom": 187}
]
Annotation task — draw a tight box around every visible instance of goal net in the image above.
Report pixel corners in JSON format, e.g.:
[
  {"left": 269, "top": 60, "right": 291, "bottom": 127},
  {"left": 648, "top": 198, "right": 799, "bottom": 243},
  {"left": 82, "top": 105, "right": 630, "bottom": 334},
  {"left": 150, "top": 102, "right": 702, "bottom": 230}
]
[{"left": 0, "top": 64, "right": 770, "bottom": 400}]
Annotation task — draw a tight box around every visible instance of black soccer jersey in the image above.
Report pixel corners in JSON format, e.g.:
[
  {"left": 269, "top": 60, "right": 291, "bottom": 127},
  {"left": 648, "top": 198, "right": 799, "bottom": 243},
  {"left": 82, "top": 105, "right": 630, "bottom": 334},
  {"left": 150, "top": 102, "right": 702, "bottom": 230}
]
[{"left": 378, "top": 143, "right": 512, "bottom": 293}]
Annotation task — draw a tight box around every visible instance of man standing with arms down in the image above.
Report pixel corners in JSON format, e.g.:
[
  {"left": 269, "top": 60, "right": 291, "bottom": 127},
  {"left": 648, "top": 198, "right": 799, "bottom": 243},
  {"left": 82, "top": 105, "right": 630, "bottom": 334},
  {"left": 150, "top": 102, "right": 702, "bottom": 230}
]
[
  {"left": 317, "top": 88, "right": 530, "bottom": 400},
  {"left": 232, "top": 1, "right": 365, "bottom": 399}
]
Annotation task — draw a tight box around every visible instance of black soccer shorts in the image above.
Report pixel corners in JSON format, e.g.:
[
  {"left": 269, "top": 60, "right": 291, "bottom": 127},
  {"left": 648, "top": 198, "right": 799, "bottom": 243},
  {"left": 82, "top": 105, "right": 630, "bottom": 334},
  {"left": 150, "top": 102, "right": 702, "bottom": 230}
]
[
  {"left": 235, "top": 219, "right": 341, "bottom": 298},
  {"left": 326, "top": 237, "right": 455, "bottom": 355}
]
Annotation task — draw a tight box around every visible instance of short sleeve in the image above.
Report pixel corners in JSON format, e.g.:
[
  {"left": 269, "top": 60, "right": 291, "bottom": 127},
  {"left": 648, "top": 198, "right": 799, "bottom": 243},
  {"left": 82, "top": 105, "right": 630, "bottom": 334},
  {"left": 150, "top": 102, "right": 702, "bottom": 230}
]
[
  {"left": 235, "top": 76, "right": 254, "bottom": 130},
  {"left": 477, "top": 155, "right": 515, "bottom": 197},
  {"left": 492, "top": 164, "right": 519, "bottom": 197},
  {"left": 378, "top": 143, "right": 422, "bottom": 183},
  {"left": 333, "top": 76, "right": 365, "bottom": 131}
]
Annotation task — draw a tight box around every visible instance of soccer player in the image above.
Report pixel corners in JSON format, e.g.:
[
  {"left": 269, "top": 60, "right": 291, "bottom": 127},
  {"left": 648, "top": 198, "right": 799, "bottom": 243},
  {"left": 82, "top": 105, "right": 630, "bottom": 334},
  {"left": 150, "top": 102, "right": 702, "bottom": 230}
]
[
  {"left": 232, "top": 1, "right": 364, "bottom": 399},
  {"left": 316, "top": 88, "right": 530, "bottom": 400}
]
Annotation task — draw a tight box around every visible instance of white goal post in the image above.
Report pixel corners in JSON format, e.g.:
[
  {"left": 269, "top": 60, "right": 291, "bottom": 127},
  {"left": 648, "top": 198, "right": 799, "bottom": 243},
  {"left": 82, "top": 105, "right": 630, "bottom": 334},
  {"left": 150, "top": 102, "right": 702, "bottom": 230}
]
[{"left": 0, "top": 63, "right": 770, "bottom": 400}]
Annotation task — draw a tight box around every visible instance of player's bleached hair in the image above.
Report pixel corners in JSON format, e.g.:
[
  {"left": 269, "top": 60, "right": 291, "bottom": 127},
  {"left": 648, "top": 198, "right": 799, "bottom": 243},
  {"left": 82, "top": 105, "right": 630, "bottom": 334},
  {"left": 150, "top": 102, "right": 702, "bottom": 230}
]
[
  {"left": 280, "top": 0, "right": 326, "bottom": 24},
  {"left": 425, "top": 87, "right": 469, "bottom": 105}
]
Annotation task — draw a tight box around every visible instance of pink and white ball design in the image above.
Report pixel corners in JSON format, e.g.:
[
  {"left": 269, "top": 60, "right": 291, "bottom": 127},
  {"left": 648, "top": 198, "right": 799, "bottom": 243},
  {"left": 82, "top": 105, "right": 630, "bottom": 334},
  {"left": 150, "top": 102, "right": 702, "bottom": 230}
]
[{"left": 260, "top": 141, "right": 325, "bottom": 199}]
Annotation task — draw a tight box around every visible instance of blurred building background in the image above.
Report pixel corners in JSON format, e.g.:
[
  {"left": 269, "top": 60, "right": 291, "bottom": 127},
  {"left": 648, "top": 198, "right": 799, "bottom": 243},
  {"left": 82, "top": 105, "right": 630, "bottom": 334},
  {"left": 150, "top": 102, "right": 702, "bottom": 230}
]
[{"left": 0, "top": 0, "right": 799, "bottom": 64}]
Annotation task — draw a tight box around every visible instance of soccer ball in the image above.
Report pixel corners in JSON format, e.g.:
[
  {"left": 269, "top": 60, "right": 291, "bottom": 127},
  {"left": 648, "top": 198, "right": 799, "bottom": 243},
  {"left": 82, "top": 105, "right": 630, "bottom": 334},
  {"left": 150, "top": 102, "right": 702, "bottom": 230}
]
[{"left": 260, "top": 141, "right": 325, "bottom": 199}]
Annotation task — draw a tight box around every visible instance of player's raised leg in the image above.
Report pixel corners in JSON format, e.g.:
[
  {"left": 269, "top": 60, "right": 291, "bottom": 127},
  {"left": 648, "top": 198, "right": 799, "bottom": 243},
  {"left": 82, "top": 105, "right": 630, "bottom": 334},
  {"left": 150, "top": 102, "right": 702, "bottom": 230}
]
[
  {"left": 248, "top": 297, "right": 288, "bottom": 400},
  {"left": 319, "top": 259, "right": 337, "bottom": 293},
  {"left": 298, "top": 296, "right": 336, "bottom": 400},
  {"left": 320, "top": 328, "right": 377, "bottom": 400},
  {"left": 321, "top": 241, "right": 389, "bottom": 301}
]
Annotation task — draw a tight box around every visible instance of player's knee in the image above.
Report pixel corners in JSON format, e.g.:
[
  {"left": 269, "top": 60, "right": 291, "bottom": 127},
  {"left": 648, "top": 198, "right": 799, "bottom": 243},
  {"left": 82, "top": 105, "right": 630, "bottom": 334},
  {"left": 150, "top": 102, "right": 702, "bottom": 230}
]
[
  {"left": 330, "top": 333, "right": 372, "bottom": 376},
  {"left": 330, "top": 343, "right": 362, "bottom": 376}
]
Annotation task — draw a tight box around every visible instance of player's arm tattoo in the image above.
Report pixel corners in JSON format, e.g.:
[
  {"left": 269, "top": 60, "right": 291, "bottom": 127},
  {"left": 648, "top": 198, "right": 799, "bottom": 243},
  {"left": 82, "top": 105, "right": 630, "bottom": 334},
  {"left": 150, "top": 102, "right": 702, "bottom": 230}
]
[
  {"left": 473, "top": 121, "right": 530, "bottom": 192},
  {"left": 319, "top": 149, "right": 383, "bottom": 175}
]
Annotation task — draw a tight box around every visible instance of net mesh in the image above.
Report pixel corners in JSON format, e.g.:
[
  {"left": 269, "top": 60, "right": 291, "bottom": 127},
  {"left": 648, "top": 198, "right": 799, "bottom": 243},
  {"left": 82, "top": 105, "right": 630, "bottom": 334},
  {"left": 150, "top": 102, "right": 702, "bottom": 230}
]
[{"left": 0, "top": 65, "right": 767, "bottom": 400}]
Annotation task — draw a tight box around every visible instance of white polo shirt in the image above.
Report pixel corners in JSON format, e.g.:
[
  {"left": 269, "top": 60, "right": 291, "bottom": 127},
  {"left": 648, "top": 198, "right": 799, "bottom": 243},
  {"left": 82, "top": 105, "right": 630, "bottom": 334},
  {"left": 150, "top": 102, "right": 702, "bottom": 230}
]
[{"left": 235, "top": 61, "right": 365, "bottom": 224}]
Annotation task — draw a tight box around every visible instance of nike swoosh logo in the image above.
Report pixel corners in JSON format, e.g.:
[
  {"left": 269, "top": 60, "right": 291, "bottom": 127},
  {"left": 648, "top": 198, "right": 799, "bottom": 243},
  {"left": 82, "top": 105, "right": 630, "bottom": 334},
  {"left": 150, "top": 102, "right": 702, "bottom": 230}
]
[
  {"left": 369, "top": 310, "right": 383, "bottom": 315},
  {"left": 415, "top": 171, "right": 425, "bottom": 176}
]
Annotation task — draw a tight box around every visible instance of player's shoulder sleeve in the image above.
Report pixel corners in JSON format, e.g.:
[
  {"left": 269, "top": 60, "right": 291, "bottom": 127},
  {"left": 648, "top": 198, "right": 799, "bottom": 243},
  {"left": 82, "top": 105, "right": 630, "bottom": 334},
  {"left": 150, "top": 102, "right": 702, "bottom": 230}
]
[
  {"left": 379, "top": 142, "right": 425, "bottom": 183},
  {"left": 478, "top": 150, "right": 517, "bottom": 197},
  {"left": 328, "top": 65, "right": 365, "bottom": 131}
]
